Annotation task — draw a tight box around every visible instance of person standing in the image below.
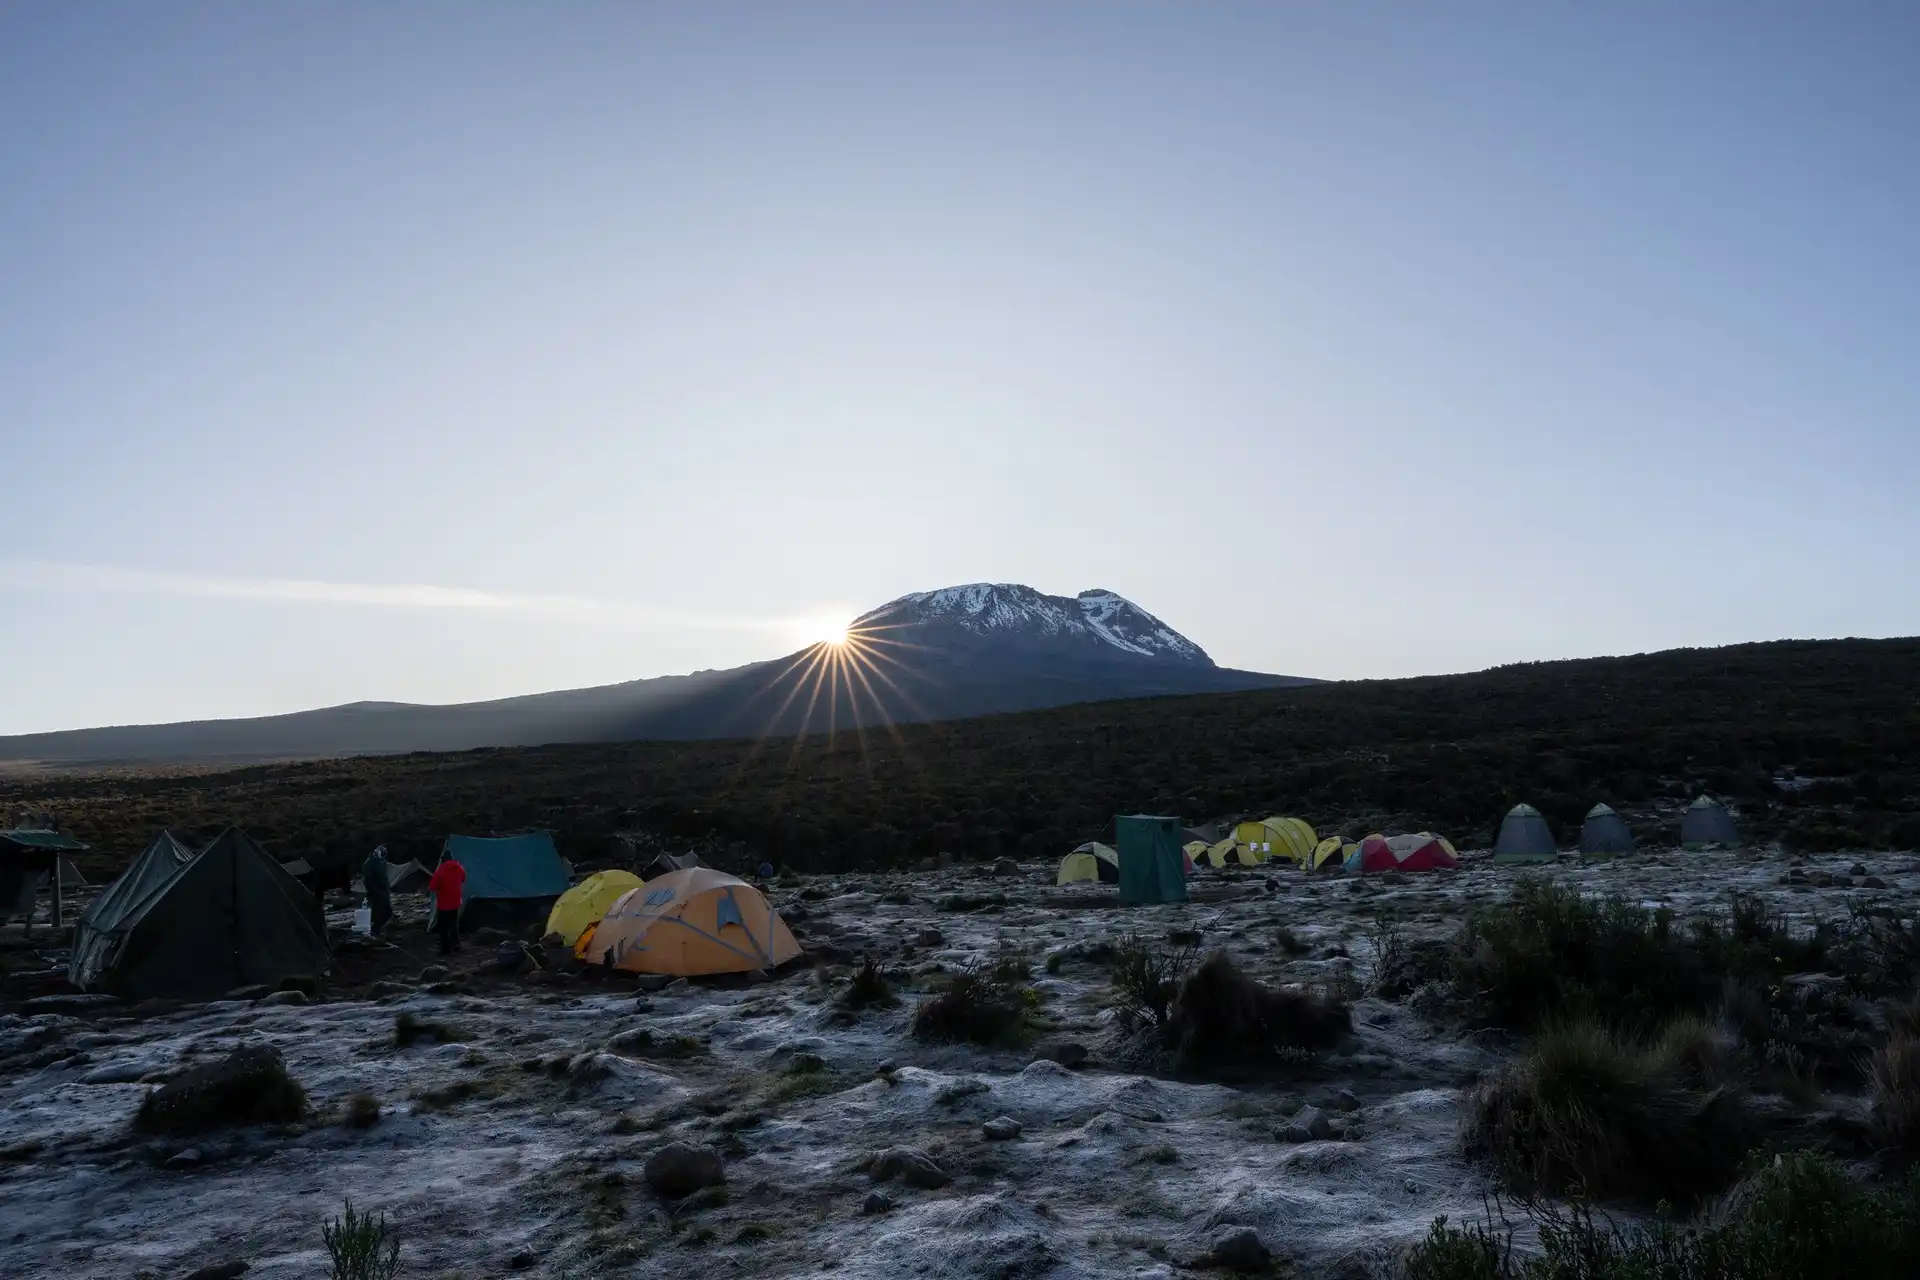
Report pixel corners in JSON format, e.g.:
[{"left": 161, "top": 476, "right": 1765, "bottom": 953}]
[
  {"left": 362, "top": 844, "right": 393, "bottom": 937},
  {"left": 427, "top": 849, "right": 466, "bottom": 955}
]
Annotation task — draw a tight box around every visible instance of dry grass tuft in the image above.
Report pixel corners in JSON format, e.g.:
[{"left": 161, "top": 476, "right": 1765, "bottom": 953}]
[{"left": 1167, "top": 952, "right": 1351, "bottom": 1069}]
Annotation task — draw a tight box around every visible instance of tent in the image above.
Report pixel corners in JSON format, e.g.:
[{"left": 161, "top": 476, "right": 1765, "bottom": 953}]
[
  {"left": 1057, "top": 842, "right": 1119, "bottom": 886},
  {"left": 1182, "top": 840, "right": 1209, "bottom": 865},
  {"left": 1198, "top": 837, "right": 1239, "bottom": 868},
  {"left": 387, "top": 859, "right": 431, "bottom": 894},
  {"left": 1345, "top": 832, "right": 1460, "bottom": 875},
  {"left": 69, "top": 828, "right": 331, "bottom": 1000},
  {"left": 647, "top": 851, "right": 706, "bottom": 879},
  {"left": 1681, "top": 795, "right": 1740, "bottom": 847},
  {"left": 1230, "top": 817, "right": 1317, "bottom": 865},
  {"left": 440, "top": 832, "right": 572, "bottom": 933},
  {"left": 1310, "top": 837, "right": 1345, "bottom": 871},
  {"left": 577, "top": 868, "right": 800, "bottom": 976},
  {"left": 1117, "top": 815, "right": 1188, "bottom": 905},
  {"left": 1, "top": 827, "right": 89, "bottom": 923},
  {"left": 545, "top": 869, "right": 645, "bottom": 946},
  {"left": 1494, "top": 804, "right": 1557, "bottom": 863},
  {"left": 1579, "top": 803, "right": 1637, "bottom": 855}
]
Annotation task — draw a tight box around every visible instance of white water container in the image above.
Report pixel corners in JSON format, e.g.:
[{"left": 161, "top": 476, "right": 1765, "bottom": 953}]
[{"left": 353, "top": 907, "right": 372, "bottom": 936}]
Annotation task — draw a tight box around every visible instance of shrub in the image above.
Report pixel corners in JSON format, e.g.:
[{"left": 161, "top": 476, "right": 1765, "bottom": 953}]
[
  {"left": 839, "top": 955, "right": 897, "bottom": 1010},
  {"left": 322, "top": 1200, "right": 401, "bottom": 1280},
  {"left": 1463, "top": 1020, "right": 1752, "bottom": 1206},
  {"left": 1275, "top": 927, "right": 1310, "bottom": 956},
  {"left": 341, "top": 1092, "right": 381, "bottom": 1129},
  {"left": 1108, "top": 933, "right": 1199, "bottom": 1031},
  {"left": 136, "top": 1044, "right": 307, "bottom": 1135},
  {"left": 393, "top": 1012, "right": 465, "bottom": 1048},
  {"left": 1871, "top": 1033, "right": 1920, "bottom": 1158},
  {"left": 913, "top": 961, "right": 1032, "bottom": 1045},
  {"left": 1167, "top": 952, "right": 1350, "bottom": 1070}
]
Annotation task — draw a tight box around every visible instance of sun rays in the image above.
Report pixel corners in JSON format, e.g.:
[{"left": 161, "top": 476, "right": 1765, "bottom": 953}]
[{"left": 742, "top": 619, "right": 931, "bottom": 764}]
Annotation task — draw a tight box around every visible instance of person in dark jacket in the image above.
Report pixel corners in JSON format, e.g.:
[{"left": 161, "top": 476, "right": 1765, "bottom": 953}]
[
  {"left": 427, "top": 851, "right": 466, "bottom": 955},
  {"left": 362, "top": 845, "right": 393, "bottom": 937}
]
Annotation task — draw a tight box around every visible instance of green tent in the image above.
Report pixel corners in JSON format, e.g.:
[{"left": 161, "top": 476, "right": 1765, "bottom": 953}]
[
  {"left": 1117, "top": 814, "right": 1188, "bottom": 905},
  {"left": 69, "top": 828, "right": 331, "bottom": 1000},
  {"left": 439, "top": 832, "right": 571, "bottom": 932}
]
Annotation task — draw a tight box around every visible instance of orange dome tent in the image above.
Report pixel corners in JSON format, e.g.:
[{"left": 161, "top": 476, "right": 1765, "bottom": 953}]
[{"left": 575, "top": 868, "right": 801, "bottom": 976}]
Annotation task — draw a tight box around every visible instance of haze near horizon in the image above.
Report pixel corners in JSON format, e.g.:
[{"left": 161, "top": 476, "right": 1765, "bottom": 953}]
[{"left": 3, "top": 4, "right": 1916, "bottom": 736}]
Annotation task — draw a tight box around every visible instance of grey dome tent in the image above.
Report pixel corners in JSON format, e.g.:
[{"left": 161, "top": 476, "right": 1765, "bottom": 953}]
[
  {"left": 1681, "top": 795, "right": 1740, "bottom": 847},
  {"left": 1579, "top": 803, "right": 1636, "bottom": 855},
  {"left": 69, "top": 828, "right": 331, "bottom": 1000},
  {"left": 1494, "top": 803, "right": 1557, "bottom": 863}
]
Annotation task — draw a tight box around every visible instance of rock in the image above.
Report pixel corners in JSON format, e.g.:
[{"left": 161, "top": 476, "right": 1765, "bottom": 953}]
[
  {"left": 862, "top": 1190, "right": 896, "bottom": 1215},
  {"left": 644, "top": 1142, "right": 726, "bottom": 1195},
  {"left": 1865, "top": 875, "right": 1888, "bottom": 889},
  {"left": 136, "top": 1044, "right": 306, "bottom": 1135},
  {"left": 1035, "top": 1040, "right": 1089, "bottom": 1069},
  {"left": 1334, "top": 1088, "right": 1360, "bottom": 1112},
  {"left": 80, "top": 1057, "right": 170, "bottom": 1085},
  {"left": 1205, "top": 1227, "right": 1272, "bottom": 1273},
  {"left": 22, "top": 994, "right": 118, "bottom": 1013},
  {"left": 982, "top": 1116, "right": 1023, "bottom": 1141},
  {"left": 916, "top": 858, "right": 938, "bottom": 873},
  {"left": 868, "top": 1146, "right": 951, "bottom": 1189},
  {"left": 915, "top": 928, "right": 944, "bottom": 948},
  {"left": 417, "top": 965, "right": 450, "bottom": 982},
  {"left": 506, "top": 1251, "right": 535, "bottom": 1271},
  {"left": 631, "top": 998, "right": 655, "bottom": 1013},
  {"left": 369, "top": 981, "right": 415, "bottom": 998},
  {"left": 222, "top": 985, "right": 273, "bottom": 1002},
  {"left": 260, "top": 990, "right": 307, "bottom": 1007},
  {"left": 1280, "top": 1104, "right": 1333, "bottom": 1143},
  {"left": 1851, "top": 863, "right": 1869, "bottom": 877},
  {"left": 746, "top": 969, "right": 771, "bottom": 985},
  {"left": 166, "top": 1147, "right": 204, "bottom": 1168},
  {"left": 1808, "top": 873, "right": 1833, "bottom": 888},
  {"left": 992, "top": 857, "right": 1020, "bottom": 878},
  {"left": 663, "top": 978, "right": 690, "bottom": 994},
  {"left": 634, "top": 974, "right": 673, "bottom": 993},
  {"left": 185, "top": 1264, "right": 249, "bottom": 1280}
]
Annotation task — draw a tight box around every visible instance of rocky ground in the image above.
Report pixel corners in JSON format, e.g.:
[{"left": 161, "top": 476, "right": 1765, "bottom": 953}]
[{"left": 3, "top": 845, "right": 1917, "bottom": 1280}]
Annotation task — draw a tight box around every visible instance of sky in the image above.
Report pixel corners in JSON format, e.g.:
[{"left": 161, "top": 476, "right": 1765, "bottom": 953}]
[{"left": 2, "top": 4, "right": 1917, "bottom": 735}]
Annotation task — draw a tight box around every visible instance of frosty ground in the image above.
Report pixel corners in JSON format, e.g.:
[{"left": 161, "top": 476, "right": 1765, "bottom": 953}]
[{"left": 2, "top": 846, "right": 1913, "bottom": 1280}]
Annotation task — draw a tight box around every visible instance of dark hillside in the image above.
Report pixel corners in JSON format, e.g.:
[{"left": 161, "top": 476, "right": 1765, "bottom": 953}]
[{"left": 10, "top": 637, "right": 1919, "bottom": 878}]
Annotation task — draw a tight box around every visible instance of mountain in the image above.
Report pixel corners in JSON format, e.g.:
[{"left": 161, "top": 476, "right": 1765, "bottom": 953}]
[{"left": 0, "top": 583, "right": 1311, "bottom": 765}]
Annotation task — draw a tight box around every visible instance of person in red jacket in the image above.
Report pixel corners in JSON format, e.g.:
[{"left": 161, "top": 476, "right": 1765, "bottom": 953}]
[{"left": 427, "top": 850, "right": 467, "bottom": 955}]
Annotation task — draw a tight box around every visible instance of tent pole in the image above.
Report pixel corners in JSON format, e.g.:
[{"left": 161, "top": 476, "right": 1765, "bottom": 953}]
[{"left": 50, "top": 863, "right": 63, "bottom": 933}]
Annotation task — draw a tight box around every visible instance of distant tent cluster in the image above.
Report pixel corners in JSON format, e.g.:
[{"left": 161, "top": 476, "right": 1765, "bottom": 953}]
[{"left": 1490, "top": 795, "right": 1739, "bottom": 859}]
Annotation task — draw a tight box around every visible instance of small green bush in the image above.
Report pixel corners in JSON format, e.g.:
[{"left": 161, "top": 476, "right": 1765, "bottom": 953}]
[
  {"left": 1871, "top": 1032, "right": 1920, "bottom": 1158},
  {"left": 323, "top": 1200, "right": 401, "bottom": 1280},
  {"left": 913, "top": 961, "right": 1032, "bottom": 1045},
  {"left": 1168, "top": 952, "right": 1350, "bottom": 1069},
  {"left": 1108, "top": 933, "right": 1199, "bottom": 1031},
  {"left": 393, "top": 1012, "right": 465, "bottom": 1048},
  {"left": 839, "top": 955, "right": 897, "bottom": 1010},
  {"left": 1464, "top": 1020, "right": 1752, "bottom": 1206}
]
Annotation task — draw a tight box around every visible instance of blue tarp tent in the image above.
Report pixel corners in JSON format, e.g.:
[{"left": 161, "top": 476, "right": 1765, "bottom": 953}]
[{"left": 439, "top": 832, "right": 571, "bottom": 933}]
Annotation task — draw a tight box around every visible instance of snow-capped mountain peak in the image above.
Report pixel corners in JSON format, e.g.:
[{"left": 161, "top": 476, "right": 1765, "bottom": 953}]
[{"left": 854, "top": 583, "right": 1211, "bottom": 665}]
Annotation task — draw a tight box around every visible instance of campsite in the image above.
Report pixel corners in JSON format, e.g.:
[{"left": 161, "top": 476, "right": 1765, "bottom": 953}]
[{"left": 5, "top": 778, "right": 1920, "bottom": 1278}]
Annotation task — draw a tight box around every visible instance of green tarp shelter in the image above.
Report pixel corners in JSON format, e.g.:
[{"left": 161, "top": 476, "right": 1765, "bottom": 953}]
[
  {"left": 1116, "top": 814, "right": 1188, "bottom": 905},
  {"left": 1493, "top": 803, "right": 1557, "bottom": 863},
  {"left": 69, "top": 828, "right": 331, "bottom": 1000},
  {"left": 440, "top": 832, "right": 571, "bottom": 932},
  {"left": 1681, "top": 795, "right": 1740, "bottom": 847},
  {"left": 1579, "top": 803, "right": 1637, "bottom": 855}
]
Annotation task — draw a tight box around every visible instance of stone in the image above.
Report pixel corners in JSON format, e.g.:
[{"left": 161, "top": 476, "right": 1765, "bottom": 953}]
[
  {"left": 1035, "top": 1040, "right": 1089, "bottom": 1069},
  {"left": 369, "top": 981, "right": 415, "bottom": 998},
  {"left": 222, "top": 985, "right": 273, "bottom": 1002},
  {"left": 868, "top": 1146, "right": 951, "bottom": 1189},
  {"left": 260, "top": 990, "right": 307, "bottom": 1007},
  {"left": 634, "top": 974, "right": 673, "bottom": 993},
  {"left": 644, "top": 1142, "right": 726, "bottom": 1195},
  {"left": 1206, "top": 1227, "right": 1272, "bottom": 1273},
  {"left": 1808, "top": 873, "right": 1833, "bottom": 888},
  {"left": 23, "top": 994, "right": 118, "bottom": 1013},
  {"left": 185, "top": 1264, "right": 249, "bottom": 1280},
  {"left": 862, "top": 1190, "right": 896, "bottom": 1215},
  {"left": 136, "top": 1044, "right": 305, "bottom": 1134},
  {"left": 506, "top": 1251, "right": 536, "bottom": 1271},
  {"left": 915, "top": 928, "right": 944, "bottom": 948},
  {"left": 166, "top": 1147, "right": 205, "bottom": 1168},
  {"left": 631, "top": 997, "right": 655, "bottom": 1012},
  {"left": 992, "top": 857, "right": 1020, "bottom": 878},
  {"left": 417, "top": 965, "right": 450, "bottom": 982},
  {"left": 1865, "top": 876, "right": 1889, "bottom": 890},
  {"left": 1281, "top": 1104, "right": 1333, "bottom": 1143},
  {"left": 982, "top": 1116, "right": 1023, "bottom": 1141},
  {"left": 1334, "top": 1088, "right": 1360, "bottom": 1112},
  {"left": 1851, "top": 863, "right": 1869, "bottom": 877}
]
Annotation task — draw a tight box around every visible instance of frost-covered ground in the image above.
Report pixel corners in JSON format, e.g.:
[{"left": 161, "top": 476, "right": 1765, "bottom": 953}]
[{"left": 2, "top": 847, "right": 1917, "bottom": 1280}]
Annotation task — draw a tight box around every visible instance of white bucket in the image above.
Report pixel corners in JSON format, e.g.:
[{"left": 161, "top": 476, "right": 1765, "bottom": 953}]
[{"left": 353, "top": 907, "right": 372, "bottom": 936}]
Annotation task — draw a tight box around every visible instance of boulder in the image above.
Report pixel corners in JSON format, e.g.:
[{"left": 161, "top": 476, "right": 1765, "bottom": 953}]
[
  {"left": 915, "top": 928, "right": 945, "bottom": 949},
  {"left": 982, "top": 1116, "right": 1023, "bottom": 1141},
  {"left": 862, "top": 1190, "right": 896, "bottom": 1215},
  {"left": 868, "top": 1146, "right": 951, "bottom": 1189},
  {"left": 1205, "top": 1227, "right": 1272, "bottom": 1273},
  {"left": 260, "top": 990, "right": 308, "bottom": 1007},
  {"left": 1280, "top": 1104, "right": 1333, "bottom": 1144},
  {"left": 135, "top": 1044, "right": 306, "bottom": 1135},
  {"left": 634, "top": 974, "right": 673, "bottom": 993},
  {"left": 644, "top": 1142, "right": 726, "bottom": 1195},
  {"left": 222, "top": 985, "right": 273, "bottom": 1002},
  {"left": 992, "top": 858, "right": 1020, "bottom": 878},
  {"left": 417, "top": 965, "right": 450, "bottom": 982},
  {"left": 1035, "top": 1040, "right": 1089, "bottom": 1069}
]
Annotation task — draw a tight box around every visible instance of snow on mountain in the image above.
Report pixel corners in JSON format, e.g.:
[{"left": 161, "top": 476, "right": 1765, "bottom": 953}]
[{"left": 854, "top": 583, "right": 1211, "bottom": 664}]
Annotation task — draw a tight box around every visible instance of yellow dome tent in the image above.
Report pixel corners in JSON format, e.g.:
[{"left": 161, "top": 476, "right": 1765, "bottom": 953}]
[
  {"left": 1232, "top": 817, "right": 1318, "bottom": 865},
  {"left": 544, "top": 869, "right": 644, "bottom": 947},
  {"left": 1057, "top": 841, "right": 1119, "bottom": 885},
  {"left": 576, "top": 868, "right": 801, "bottom": 976},
  {"left": 1310, "top": 837, "right": 1347, "bottom": 871},
  {"left": 1200, "top": 836, "right": 1239, "bottom": 868}
]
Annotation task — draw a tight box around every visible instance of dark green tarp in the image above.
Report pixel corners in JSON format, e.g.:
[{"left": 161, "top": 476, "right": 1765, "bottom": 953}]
[
  {"left": 439, "top": 832, "right": 571, "bottom": 933},
  {"left": 1117, "top": 814, "right": 1188, "bottom": 905},
  {"left": 69, "top": 828, "right": 331, "bottom": 1000}
]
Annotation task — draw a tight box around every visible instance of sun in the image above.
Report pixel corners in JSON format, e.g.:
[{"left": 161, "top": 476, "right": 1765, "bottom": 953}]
[{"left": 797, "top": 614, "right": 851, "bottom": 647}]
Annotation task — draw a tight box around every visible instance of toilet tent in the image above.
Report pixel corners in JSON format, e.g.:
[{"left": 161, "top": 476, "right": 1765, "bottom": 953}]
[
  {"left": 1117, "top": 815, "right": 1188, "bottom": 905},
  {"left": 1057, "top": 842, "right": 1120, "bottom": 886},
  {"left": 1579, "top": 804, "right": 1637, "bottom": 856},
  {"left": 1494, "top": 804, "right": 1557, "bottom": 863},
  {"left": 69, "top": 828, "right": 331, "bottom": 1000},
  {"left": 440, "top": 832, "right": 572, "bottom": 932},
  {"left": 545, "top": 869, "right": 645, "bottom": 946},
  {"left": 1681, "top": 795, "right": 1740, "bottom": 847},
  {"left": 577, "top": 868, "right": 800, "bottom": 976}
]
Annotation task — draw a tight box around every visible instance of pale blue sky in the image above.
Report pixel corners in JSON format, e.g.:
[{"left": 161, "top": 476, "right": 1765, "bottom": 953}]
[{"left": 2, "top": 4, "right": 1916, "bottom": 734}]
